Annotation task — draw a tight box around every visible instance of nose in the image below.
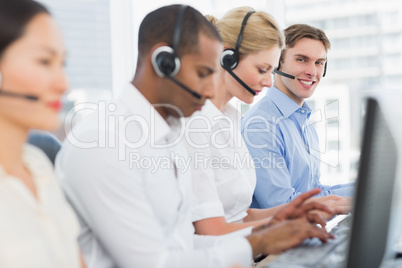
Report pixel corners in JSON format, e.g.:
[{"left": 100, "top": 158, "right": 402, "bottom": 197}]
[
  {"left": 202, "top": 84, "right": 215, "bottom": 100},
  {"left": 305, "top": 62, "right": 317, "bottom": 77},
  {"left": 201, "top": 77, "right": 216, "bottom": 100},
  {"left": 261, "top": 73, "right": 273, "bottom": 88},
  {"left": 54, "top": 67, "right": 69, "bottom": 95}
]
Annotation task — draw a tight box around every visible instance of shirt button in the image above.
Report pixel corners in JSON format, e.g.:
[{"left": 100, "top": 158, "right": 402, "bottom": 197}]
[{"left": 301, "top": 110, "right": 305, "bottom": 113}]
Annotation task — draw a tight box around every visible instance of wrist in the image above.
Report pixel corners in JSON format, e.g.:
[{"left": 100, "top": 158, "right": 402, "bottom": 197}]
[{"left": 246, "top": 232, "right": 264, "bottom": 259}]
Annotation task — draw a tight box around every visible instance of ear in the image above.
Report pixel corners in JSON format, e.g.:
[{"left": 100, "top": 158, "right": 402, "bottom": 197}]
[{"left": 222, "top": 45, "right": 233, "bottom": 51}]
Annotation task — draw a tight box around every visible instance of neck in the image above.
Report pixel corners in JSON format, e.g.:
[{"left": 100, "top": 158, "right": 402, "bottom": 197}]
[
  {"left": 0, "top": 118, "right": 28, "bottom": 174},
  {"left": 211, "top": 69, "right": 233, "bottom": 112},
  {"left": 132, "top": 65, "right": 169, "bottom": 121},
  {"left": 274, "top": 78, "right": 304, "bottom": 107}
]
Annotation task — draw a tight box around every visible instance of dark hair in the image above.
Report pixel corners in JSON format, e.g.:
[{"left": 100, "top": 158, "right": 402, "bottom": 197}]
[
  {"left": 0, "top": 0, "right": 50, "bottom": 58},
  {"left": 137, "top": 5, "right": 221, "bottom": 64},
  {"left": 279, "top": 24, "right": 331, "bottom": 63}
]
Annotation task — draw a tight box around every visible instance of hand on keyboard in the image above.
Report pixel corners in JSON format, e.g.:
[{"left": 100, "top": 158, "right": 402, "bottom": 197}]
[
  {"left": 246, "top": 189, "right": 335, "bottom": 258},
  {"left": 306, "top": 195, "right": 352, "bottom": 221},
  {"left": 250, "top": 217, "right": 334, "bottom": 255},
  {"left": 268, "top": 188, "right": 335, "bottom": 228}
]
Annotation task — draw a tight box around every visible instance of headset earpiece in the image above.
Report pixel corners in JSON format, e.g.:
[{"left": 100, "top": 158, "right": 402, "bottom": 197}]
[
  {"left": 323, "top": 61, "right": 327, "bottom": 77},
  {"left": 220, "top": 49, "right": 238, "bottom": 70},
  {"left": 151, "top": 46, "right": 181, "bottom": 77},
  {"left": 220, "top": 10, "right": 255, "bottom": 72}
]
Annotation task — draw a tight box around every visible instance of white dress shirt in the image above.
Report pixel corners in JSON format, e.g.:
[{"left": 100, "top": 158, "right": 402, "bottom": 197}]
[
  {"left": 185, "top": 100, "right": 256, "bottom": 223},
  {"left": 56, "top": 83, "right": 253, "bottom": 268},
  {"left": 0, "top": 144, "right": 81, "bottom": 268}
]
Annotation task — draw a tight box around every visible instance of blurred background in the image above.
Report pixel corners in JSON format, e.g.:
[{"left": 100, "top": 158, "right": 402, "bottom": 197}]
[{"left": 38, "top": 0, "right": 402, "bottom": 186}]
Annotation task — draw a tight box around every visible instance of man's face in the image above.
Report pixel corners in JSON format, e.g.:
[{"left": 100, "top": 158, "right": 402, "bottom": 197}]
[
  {"left": 159, "top": 33, "right": 222, "bottom": 118},
  {"left": 276, "top": 37, "right": 327, "bottom": 106}
]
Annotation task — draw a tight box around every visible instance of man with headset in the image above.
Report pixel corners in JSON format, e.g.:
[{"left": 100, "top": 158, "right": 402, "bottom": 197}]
[
  {"left": 56, "top": 7, "right": 334, "bottom": 267},
  {"left": 241, "top": 24, "right": 355, "bottom": 209}
]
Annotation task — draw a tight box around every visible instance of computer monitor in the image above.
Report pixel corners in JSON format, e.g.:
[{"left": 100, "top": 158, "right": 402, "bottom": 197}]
[{"left": 346, "top": 95, "right": 401, "bottom": 268}]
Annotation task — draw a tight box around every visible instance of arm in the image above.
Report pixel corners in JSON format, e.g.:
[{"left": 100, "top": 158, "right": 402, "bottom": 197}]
[
  {"left": 193, "top": 216, "right": 271, "bottom": 236},
  {"left": 80, "top": 253, "right": 86, "bottom": 268},
  {"left": 244, "top": 195, "right": 352, "bottom": 223},
  {"left": 319, "top": 182, "right": 356, "bottom": 197},
  {"left": 243, "top": 205, "right": 285, "bottom": 222},
  {"left": 305, "top": 195, "right": 353, "bottom": 220},
  {"left": 57, "top": 142, "right": 252, "bottom": 268},
  {"left": 187, "top": 115, "right": 264, "bottom": 235},
  {"left": 242, "top": 121, "right": 298, "bottom": 208},
  {"left": 245, "top": 189, "right": 334, "bottom": 258}
]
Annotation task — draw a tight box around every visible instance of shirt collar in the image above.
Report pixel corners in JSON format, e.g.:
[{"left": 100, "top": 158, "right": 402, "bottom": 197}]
[
  {"left": 266, "top": 87, "right": 312, "bottom": 118},
  {"left": 116, "top": 83, "right": 180, "bottom": 143},
  {"left": 0, "top": 144, "right": 53, "bottom": 181},
  {"left": 199, "top": 99, "right": 241, "bottom": 121}
]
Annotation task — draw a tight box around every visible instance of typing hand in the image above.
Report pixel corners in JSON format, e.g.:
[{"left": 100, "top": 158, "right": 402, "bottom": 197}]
[
  {"left": 248, "top": 217, "right": 333, "bottom": 257},
  {"left": 268, "top": 188, "right": 335, "bottom": 228},
  {"left": 307, "top": 195, "right": 352, "bottom": 220}
]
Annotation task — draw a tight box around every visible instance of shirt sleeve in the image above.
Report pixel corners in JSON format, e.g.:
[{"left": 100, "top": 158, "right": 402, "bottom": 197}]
[
  {"left": 57, "top": 135, "right": 251, "bottom": 268},
  {"left": 194, "top": 233, "right": 253, "bottom": 268},
  {"left": 185, "top": 120, "right": 226, "bottom": 222},
  {"left": 318, "top": 182, "right": 355, "bottom": 197},
  {"left": 242, "top": 120, "right": 356, "bottom": 209},
  {"left": 242, "top": 121, "right": 300, "bottom": 208}
]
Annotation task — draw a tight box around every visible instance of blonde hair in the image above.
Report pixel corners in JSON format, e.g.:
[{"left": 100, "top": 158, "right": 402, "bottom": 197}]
[{"left": 206, "top": 7, "right": 284, "bottom": 56}]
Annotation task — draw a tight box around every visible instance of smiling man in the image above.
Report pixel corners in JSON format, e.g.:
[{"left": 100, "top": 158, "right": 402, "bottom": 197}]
[{"left": 241, "top": 24, "right": 355, "bottom": 209}]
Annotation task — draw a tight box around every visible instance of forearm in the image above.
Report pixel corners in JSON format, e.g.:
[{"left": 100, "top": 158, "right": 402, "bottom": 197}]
[
  {"left": 243, "top": 205, "right": 285, "bottom": 222},
  {"left": 194, "top": 216, "right": 270, "bottom": 236}
]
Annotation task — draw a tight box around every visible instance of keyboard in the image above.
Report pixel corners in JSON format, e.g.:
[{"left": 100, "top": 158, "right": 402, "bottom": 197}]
[{"left": 265, "top": 214, "right": 352, "bottom": 268}]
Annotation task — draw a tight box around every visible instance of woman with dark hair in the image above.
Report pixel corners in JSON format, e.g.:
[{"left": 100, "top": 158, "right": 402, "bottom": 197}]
[{"left": 0, "top": 0, "right": 82, "bottom": 267}]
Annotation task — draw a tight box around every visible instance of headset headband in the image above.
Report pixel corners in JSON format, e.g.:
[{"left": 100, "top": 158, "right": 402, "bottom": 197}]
[
  {"left": 172, "top": 5, "right": 188, "bottom": 58},
  {"left": 233, "top": 10, "right": 255, "bottom": 57}
]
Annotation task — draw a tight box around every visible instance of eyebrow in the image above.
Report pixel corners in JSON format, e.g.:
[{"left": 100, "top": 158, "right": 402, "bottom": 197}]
[
  {"left": 261, "top": 63, "right": 273, "bottom": 69},
  {"left": 35, "top": 46, "right": 66, "bottom": 57},
  {"left": 294, "top": 54, "right": 327, "bottom": 62},
  {"left": 199, "top": 65, "right": 217, "bottom": 74}
]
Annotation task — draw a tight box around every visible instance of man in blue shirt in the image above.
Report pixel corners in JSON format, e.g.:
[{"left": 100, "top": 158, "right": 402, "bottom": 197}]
[{"left": 241, "top": 24, "right": 355, "bottom": 209}]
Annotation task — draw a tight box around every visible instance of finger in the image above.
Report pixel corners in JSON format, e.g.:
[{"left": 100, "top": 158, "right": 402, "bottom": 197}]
[
  {"left": 332, "top": 205, "right": 352, "bottom": 215},
  {"left": 306, "top": 225, "right": 332, "bottom": 243},
  {"left": 307, "top": 213, "right": 327, "bottom": 227},
  {"left": 299, "top": 201, "right": 334, "bottom": 216},
  {"left": 291, "top": 188, "right": 322, "bottom": 208}
]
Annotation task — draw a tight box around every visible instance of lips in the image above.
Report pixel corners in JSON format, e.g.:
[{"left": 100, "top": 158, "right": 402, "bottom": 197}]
[
  {"left": 298, "top": 79, "right": 315, "bottom": 88},
  {"left": 47, "top": 101, "right": 62, "bottom": 111}
]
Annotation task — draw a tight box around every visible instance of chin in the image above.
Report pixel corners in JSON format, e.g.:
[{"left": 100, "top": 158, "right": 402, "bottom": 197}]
[
  {"left": 242, "top": 96, "right": 254, "bottom": 105},
  {"left": 183, "top": 110, "right": 197, "bottom": 118},
  {"left": 34, "top": 118, "right": 61, "bottom": 132}
]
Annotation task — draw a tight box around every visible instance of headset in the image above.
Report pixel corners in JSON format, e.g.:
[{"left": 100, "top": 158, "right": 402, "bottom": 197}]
[
  {"left": 151, "top": 5, "right": 202, "bottom": 99},
  {"left": 274, "top": 58, "right": 328, "bottom": 79},
  {"left": 220, "top": 10, "right": 257, "bottom": 96},
  {"left": 0, "top": 71, "right": 39, "bottom": 101}
]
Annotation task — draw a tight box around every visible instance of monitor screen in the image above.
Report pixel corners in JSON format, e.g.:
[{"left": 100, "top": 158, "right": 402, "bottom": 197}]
[{"left": 346, "top": 97, "right": 399, "bottom": 268}]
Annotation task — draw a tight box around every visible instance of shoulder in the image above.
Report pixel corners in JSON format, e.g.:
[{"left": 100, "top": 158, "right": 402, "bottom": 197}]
[
  {"left": 24, "top": 144, "right": 54, "bottom": 171},
  {"left": 241, "top": 96, "right": 284, "bottom": 130}
]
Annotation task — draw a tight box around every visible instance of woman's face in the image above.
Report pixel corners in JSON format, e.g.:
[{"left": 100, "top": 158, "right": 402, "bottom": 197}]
[
  {"left": 227, "top": 46, "right": 281, "bottom": 104},
  {"left": 0, "top": 13, "right": 67, "bottom": 131}
]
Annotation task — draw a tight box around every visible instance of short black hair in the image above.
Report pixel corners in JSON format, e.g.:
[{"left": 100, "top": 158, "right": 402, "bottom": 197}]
[
  {"left": 0, "top": 0, "right": 50, "bottom": 58},
  {"left": 137, "top": 5, "right": 221, "bottom": 63}
]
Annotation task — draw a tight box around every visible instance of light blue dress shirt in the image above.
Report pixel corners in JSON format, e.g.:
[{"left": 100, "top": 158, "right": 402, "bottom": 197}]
[{"left": 241, "top": 87, "right": 355, "bottom": 208}]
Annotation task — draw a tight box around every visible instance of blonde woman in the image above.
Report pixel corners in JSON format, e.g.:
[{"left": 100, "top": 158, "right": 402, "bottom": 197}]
[
  {"left": 186, "top": 7, "right": 349, "bottom": 235},
  {"left": 0, "top": 0, "right": 83, "bottom": 267}
]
